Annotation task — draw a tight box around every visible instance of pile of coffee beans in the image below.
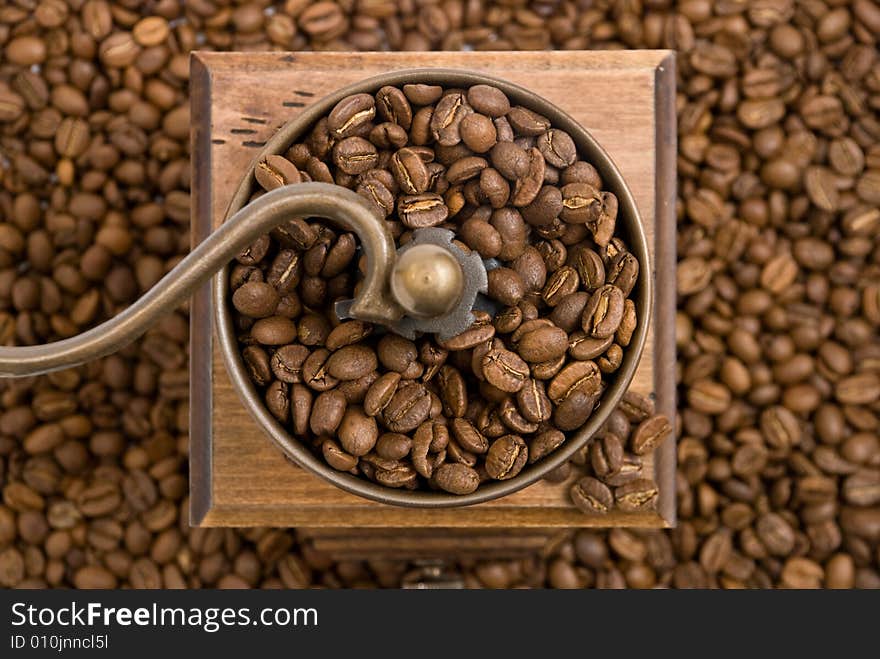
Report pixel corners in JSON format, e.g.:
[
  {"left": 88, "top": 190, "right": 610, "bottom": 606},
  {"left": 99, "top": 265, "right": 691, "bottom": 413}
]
[
  {"left": 549, "top": 391, "right": 669, "bottom": 515},
  {"left": 0, "top": 0, "right": 878, "bottom": 588},
  {"left": 230, "top": 82, "right": 640, "bottom": 495}
]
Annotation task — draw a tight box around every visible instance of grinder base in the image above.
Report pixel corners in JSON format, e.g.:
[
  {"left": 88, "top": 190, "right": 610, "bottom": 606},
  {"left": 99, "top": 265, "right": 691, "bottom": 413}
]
[{"left": 189, "top": 50, "right": 676, "bottom": 540}]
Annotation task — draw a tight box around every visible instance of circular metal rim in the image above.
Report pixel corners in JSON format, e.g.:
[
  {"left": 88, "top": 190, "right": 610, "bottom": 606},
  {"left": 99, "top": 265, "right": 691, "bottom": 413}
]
[{"left": 214, "top": 68, "right": 652, "bottom": 508}]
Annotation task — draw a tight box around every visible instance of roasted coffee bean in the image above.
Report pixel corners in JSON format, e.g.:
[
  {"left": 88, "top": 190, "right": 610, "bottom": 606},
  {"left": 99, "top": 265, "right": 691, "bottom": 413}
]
[
  {"left": 356, "top": 177, "right": 395, "bottom": 217},
  {"left": 236, "top": 235, "right": 270, "bottom": 266},
  {"left": 603, "top": 409, "right": 631, "bottom": 440},
  {"left": 615, "top": 479, "right": 659, "bottom": 512},
  {"left": 619, "top": 391, "right": 654, "bottom": 423},
  {"left": 479, "top": 168, "right": 511, "bottom": 209},
  {"left": 487, "top": 268, "right": 526, "bottom": 307},
  {"left": 431, "top": 92, "right": 472, "bottom": 146},
  {"left": 760, "top": 406, "right": 802, "bottom": 449},
  {"left": 403, "top": 84, "right": 442, "bottom": 106},
  {"left": 301, "top": 348, "right": 339, "bottom": 391},
  {"left": 376, "top": 335, "right": 418, "bottom": 373},
  {"left": 532, "top": 354, "right": 567, "bottom": 381},
  {"left": 374, "top": 463, "right": 418, "bottom": 488},
  {"left": 265, "top": 381, "right": 289, "bottom": 422},
  {"left": 383, "top": 382, "right": 431, "bottom": 433},
  {"left": 242, "top": 346, "right": 272, "bottom": 387},
  {"left": 459, "top": 114, "right": 497, "bottom": 153},
  {"left": 554, "top": 390, "right": 596, "bottom": 432},
  {"left": 512, "top": 247, "right": 547, "bottom": 293},
  {"left": 510, "top": 319, "right": 553, "bottom": 345},
  {"left": 338, "top": 371, "right": 378, "bottom": 404},
  {"left": 338, "top": 406, "right": 378, "bottom": 457},
  {"left": 438, "top": 311, "right": 495, "bottom": 350},
  {"left": 529, "top": 429, "right": 566, "bottom": 464},
  {"left": 587, "top": 196, "right": 617, "bottom": 245},
  {"left": 550, "top": 293, "right": 590, "bottom": 333},
  {"left": 490, "top": 141, "right": 531, "bottom": 180},
  {"left": 398, "top": 193, "right": 449, "bottom": 228},
  {"left": 273, "top": 219, "right": 316, "bottom": 251},
  {"left": 434, "top": 463, "right": 479, "bottom": 495},
  {"left": 516, "top": 379, "right": 552, "bottom": 424},
  {"left": 571, "top": 246, "right": 606, "bottom": 292},
  {"left": 322, "top": 439, "right": 358, "bottom": 472},
  {"left": 73, "top": 566, "right": 117, "bottom": 590},
  {"left": 521, "top": 186, "right": 563, "bottom": 226},
  {"left": 607, "top": 252, "right": 639, "bottom": 296},
  {"left": 490, "top": 207, "right": 529, "bottom": 261},
  {"left": 511, "top": 148, "right": 546, "bottom": 207},
  {"left": 326, "top": 345, "right": 378, "bottom": 381},
  {"left": 467, "top": 85, "right": 510, "bottom": 118},
  {"left": 616, "top": 300, "right": 637, "bottom": 347},
  {"left": 290, "top": 384, "right": 313, "bottom": 437},
  {"left": 582, "top": 285, "right": 625, "bottom": 338},
  {"left": 391, "top": 148, "right": 429, "bottom": 195},
  {"left": 323, "top": 233, "right": 356, "bottom": 278},
  {"left": 370, "top": 122, "right": 408, "bottom": 150},
  {"left": 508, "top": 106, "right": 551, "bottom": 136},
  {"left": 560, "top": 183, "right": 600, "bottom": 224},
  {"left": 271, "top": 344, "right": 310, "bottom": 383},
  {"left": 447, "top": 156, "right": 488, "bottom": 184},
  {"left": 307, "top": 119, "right": 337, "bottom": 160},
  {"left": 309, "top": 390, "right": 347, "bottom": 437},
  {"left": 485, "top": 435, "right": 528, "bottom": 480},
  {"left": 537, "top": 129, "right": 577, "bottom": 168},
  {"left": 542, "top": 266, "right": 580, "bottom": 307},
  {"left": 543, "top": 463, "right": 573, "bottom": 485},
  {"left": 548, "top": 360, "right": 602, "bottom": 404},
  {"left": 363, "top": 372, "right": 401, "bottom": 417},
  {"left": 836, "top": 373, "right": 880, "bottom": 405},
  {"left": 251, "top": 317, "right": 297, "bottom": 345},
  {"left": 598, "top": 344, "right": 623, "bottom": 373},
  {"left": 332, "top": 137, "right": 378, "bottom": 175},
  {"left": 255, "top": 155, "right": 301, "bottom": 191},
  {"left": 570, "top": 477, "right": 613, "bottom": 514},
  {"left": 537, "top": 239, "right": 567, "bottom": 272},
  {"left": 843, "top": 471, "right": 880, "bottom": 507},
  {"left": 328, "top": 93, "right": 376, "bottom": 138},
  {"left": 438, "top": 366, "right": 468, "bottom": 418},
  {"left": 460, "top": 218, "right": 502, "bottom": 258},
  {"left": 408, "top": 105, "right": 434, "bottom": 146},
  {"left": 451, "top": 418, "right": 489, "bottom": 455},
  {"left": 411, "top": 421, "right": 440, "bottom": 478},
  {"left": 590, "top": 432, "right": 624, "bottom": 478},
  {"left": 376, "top": 86, "right": 413, "bottom": 130},
  {"left": 559, "top": 160, "right": 603, "bottom": 188},
  {"left": 482, "top": 347, "right": 529, "bottom": 393},
  {"left": 325, "top": 321, "right": 372, "bottom": 351},
  {"left": 77, "top": 482, "right": 121, "bottom": 517},
  {"left": 497, "top": 398, "right": 538, "bottom": 434},
  {"left": 446, "top": 436, "right": 479, "bottom": 467},
  {"left": 517, "top": 325, "right": 569, "bottom": 363},
  {"left": 375, "top": 433, "right": 412, "bottom": 461},
  {"left": 631, "top": 415, "right": 672, "bottom": 455},
  {"left": 232, "top": 282, "right": 280, "bottom": 318},
  {"left": 756, "top": 513, "right": 797, "bottom": 556}
]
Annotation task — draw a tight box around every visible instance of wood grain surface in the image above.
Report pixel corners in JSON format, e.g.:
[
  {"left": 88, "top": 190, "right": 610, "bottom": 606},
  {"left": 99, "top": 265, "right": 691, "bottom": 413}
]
[{"left": 190, "top": 51, "right": 676, "bottom": 529}]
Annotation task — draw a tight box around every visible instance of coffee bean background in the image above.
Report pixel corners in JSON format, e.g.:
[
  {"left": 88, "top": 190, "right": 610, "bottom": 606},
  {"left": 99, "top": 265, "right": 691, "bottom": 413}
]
[{"left": 1, "top": 1, "right": 878, "bottom": 588}]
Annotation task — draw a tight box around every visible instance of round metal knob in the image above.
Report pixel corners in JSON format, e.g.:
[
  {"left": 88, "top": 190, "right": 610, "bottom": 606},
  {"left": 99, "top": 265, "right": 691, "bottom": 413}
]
[{"left": 390, "top": 243, "right": 464, "bottom": 319}]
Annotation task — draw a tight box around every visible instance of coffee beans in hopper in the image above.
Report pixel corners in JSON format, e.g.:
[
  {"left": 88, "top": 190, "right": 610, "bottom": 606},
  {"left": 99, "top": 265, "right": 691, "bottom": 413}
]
[{"left": 230, "top": 82, "right": 641, "bottom": 496}]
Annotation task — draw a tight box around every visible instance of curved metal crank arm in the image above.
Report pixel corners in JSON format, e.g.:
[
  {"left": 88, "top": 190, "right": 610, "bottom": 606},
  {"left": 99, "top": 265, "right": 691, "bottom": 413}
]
[{"left": 0, "top": 183, "right": 400, "bottom": 378}]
